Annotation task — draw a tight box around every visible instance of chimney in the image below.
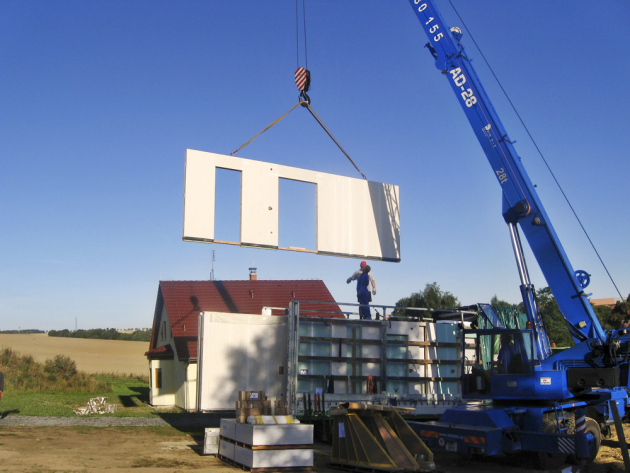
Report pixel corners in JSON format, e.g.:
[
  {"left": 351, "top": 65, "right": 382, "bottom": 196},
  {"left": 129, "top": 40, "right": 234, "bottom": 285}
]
[{"left": 249, "top": 267, "right": 257, "bottom": 281}]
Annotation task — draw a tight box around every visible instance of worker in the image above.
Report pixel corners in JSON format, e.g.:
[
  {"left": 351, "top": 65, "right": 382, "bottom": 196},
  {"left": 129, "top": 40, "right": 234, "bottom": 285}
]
[
  {"left": 346, "top": 261, "right": 376, "bottom": 296},
  {"left": 346, "top": 261, "right": 376, "bottom": 320},
  {"left": 0, "top": 371, "right": 4, "bottom": 402},
  {"left": 356, "top": 265, "right": 373, "bottom": 319},
  {"left": 497, "top": 334, "right": 518, "bottom": 374}
]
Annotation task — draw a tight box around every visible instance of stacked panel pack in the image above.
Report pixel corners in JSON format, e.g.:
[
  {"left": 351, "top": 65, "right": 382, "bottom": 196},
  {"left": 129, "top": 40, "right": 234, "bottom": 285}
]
[{"left": 219, "top": 418, "right": 314, "bottom": 469}]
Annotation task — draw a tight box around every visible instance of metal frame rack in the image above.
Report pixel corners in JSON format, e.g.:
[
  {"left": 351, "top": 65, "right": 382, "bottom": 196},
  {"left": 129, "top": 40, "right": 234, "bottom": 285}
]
[{"left": 287, "top": 300, "right": 478, "bottom": 418}]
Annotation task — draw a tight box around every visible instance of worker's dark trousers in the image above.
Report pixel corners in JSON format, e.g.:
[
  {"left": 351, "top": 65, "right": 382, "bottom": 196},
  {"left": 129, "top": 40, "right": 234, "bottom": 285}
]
[{"left": 358, "top": 291, "right": 371, "bottom": 319}]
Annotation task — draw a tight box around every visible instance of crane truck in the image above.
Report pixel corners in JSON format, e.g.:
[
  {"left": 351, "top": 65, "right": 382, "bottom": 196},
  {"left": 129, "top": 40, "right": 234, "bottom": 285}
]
[{"left": 405, "top": 0, "right": 629, "bottom": 468}]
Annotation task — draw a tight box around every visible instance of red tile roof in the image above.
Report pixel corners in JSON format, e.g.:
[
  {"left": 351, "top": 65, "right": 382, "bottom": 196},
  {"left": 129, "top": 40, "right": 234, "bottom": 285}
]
[
  {"left": 147, "top": 280, "right": 343, "bottom": 361},
  {"left": 144, "top": 344, "right": 174, "bottom": 359}
]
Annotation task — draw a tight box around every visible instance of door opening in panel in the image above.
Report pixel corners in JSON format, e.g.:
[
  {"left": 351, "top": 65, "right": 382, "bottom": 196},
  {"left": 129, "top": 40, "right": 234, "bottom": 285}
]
[{"left": 278, "top": 178, "right": 316, "bottom": 252}]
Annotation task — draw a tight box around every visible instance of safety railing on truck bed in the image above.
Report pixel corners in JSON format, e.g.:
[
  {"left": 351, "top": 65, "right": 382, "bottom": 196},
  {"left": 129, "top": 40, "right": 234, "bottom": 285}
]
[{"left": 286, "top": 300, "right": 478, "bottom": 418}]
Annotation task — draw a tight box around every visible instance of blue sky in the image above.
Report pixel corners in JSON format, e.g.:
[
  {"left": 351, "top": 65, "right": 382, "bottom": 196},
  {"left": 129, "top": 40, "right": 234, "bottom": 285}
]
[{"left": 1, "top": 1, "right": 628, "bottom": 331}]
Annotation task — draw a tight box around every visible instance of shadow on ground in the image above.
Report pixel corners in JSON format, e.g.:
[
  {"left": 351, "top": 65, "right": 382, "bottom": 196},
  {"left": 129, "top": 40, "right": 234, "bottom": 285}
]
[
  {"left": 118, "top": 386, "right": 150, "bottom": 407},
  {"left": 155, "top": 411, "right": 235, "bottom": 456},
  {"left": 1, "top": 409, "right": 19, "bottom": 419}
]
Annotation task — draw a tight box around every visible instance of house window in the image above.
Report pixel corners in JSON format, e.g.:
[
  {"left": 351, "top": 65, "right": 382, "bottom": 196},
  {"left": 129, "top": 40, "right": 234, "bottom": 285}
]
[{"left": 155, "top": 368, "right": 162, "bottom": 389}]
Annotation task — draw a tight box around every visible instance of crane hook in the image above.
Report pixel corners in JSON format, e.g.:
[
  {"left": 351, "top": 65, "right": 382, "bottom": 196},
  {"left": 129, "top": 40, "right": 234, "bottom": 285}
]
[
  {"left": 295, "top": 67, "right": 311, "bottom": 106},
  {"left": 299, "top": 90, "right": 311, "bottom": 106}
]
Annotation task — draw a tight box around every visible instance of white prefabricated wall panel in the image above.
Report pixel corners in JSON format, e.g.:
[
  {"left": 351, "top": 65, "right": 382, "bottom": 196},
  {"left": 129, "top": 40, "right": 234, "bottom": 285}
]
[
  {"left": 183, "top": 150, "right": 401, "bottom": 261},
  {"left": 197, "top": 312, "right": 288, "bottom": 411}
]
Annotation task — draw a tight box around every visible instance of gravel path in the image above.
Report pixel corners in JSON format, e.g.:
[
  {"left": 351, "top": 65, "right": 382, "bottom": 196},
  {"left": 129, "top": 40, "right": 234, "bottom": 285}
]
[{"left": 0, "top": 413, "right": 225, "bottom": 427}]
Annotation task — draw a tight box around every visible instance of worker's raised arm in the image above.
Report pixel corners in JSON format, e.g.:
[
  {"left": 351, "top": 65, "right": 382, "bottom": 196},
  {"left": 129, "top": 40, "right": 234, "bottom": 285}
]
[{"left": 346, "top": 270, "right": 361, "bottom": 284}]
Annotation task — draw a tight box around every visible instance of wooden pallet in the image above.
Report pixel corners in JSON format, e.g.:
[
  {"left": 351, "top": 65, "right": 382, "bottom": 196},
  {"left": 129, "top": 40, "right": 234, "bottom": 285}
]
[{"left": 218, "top": 454, "right": 313, "bottom": 472}]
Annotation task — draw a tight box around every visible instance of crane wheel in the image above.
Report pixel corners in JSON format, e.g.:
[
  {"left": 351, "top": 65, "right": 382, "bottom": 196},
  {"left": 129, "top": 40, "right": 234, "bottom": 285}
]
[
  {"left": 583, "top": 417, "right": 601, "bottom": 463},
  {"left": 535, "top": 419, "right": 568, "bottom": 470}
]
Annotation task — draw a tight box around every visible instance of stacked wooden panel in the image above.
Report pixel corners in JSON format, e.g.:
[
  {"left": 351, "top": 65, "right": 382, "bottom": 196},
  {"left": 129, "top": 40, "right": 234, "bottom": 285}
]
[{"left": 236, "top": 390, "right": 290, "bottom": 423}]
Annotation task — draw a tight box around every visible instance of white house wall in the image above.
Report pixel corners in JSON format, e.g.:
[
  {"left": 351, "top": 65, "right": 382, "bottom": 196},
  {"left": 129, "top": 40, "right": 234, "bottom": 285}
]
[
  {"left": 186, "top": 363, "right": 197, "bottom": 411},
  {"left": 156, "top": 305, "right": 172, "bottom": 349},
  {"left": 174, "top": 360, "right": 198, "bottom": 412},
  {"left": 183, "top": 150, "right": 401, "bottom": 262},
  {"left": 149, "top": 359, "right": 176, "bottom": 406}
]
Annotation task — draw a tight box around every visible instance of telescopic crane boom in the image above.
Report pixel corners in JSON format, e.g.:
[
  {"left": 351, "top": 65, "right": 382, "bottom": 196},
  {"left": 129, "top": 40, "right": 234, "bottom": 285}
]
[
  {"left": 409, "top": 0, "right": 606, "bottom": 354},
  {"left": 406, "top": 1, "right": 629, "bottom": 466}
]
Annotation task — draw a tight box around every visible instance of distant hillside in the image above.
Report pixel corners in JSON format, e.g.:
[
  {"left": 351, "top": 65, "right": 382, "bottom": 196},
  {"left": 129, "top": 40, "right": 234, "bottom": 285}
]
[
  {"left": 48, "top": 328, "right": 151, "bottom": 342},
  {"left": 0, "top": 329, "right": 45, "bottom": 334}
]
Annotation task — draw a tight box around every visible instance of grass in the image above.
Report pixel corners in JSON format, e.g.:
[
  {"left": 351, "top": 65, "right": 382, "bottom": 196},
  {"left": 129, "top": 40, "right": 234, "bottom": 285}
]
[
  {"left": 0, "top": 347, "right": 183, "bottom": 417},
  {"left": 0, "top": 374, "right": 175, "bottom": 417},
  {"left": 0, "top": 374, "right": 186, "bottom": 417}
]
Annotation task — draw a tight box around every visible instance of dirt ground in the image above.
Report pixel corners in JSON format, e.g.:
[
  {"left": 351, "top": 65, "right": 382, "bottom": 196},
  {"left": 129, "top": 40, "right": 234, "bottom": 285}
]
[
  {"left": 0, "top": 333, "right": 149, "bottom": 376},
  {"left": 0, "top": 423, "right": 628, "bottom": 473}
]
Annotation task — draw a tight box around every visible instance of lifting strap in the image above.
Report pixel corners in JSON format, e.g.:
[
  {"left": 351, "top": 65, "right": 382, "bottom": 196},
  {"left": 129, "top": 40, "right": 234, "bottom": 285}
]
[
  {"left": 230, "top": 101, "right": 304, "bottom": 156},
  {"left": 231, "top": 98, "right": 367, "bottom": 180},
  {"left": 305, "top": 103, "right": 367, "bottom": 180}
]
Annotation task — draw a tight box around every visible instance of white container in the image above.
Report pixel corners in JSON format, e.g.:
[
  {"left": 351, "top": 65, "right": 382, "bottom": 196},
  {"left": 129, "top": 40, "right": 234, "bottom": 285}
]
[{"left": 203, "top": 428, "right": 220, "bottom": 455}]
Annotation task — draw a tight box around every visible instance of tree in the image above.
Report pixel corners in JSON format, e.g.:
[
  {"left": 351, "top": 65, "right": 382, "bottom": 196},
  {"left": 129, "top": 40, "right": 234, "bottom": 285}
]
[
  {"left": 395, "top": 282, "right": 459, "bottom": 316},
  {"left": 611, "top": 295, "right": 630, "bottom": 326},
  {"left": 490, "top": 295, "right": 517, "bottom": 308},
  {"left": 593, "top": 304, "right": 614, "bottom": 330},
  {"left": 532, "top": 287, "right": 573, "bottom": 347}
]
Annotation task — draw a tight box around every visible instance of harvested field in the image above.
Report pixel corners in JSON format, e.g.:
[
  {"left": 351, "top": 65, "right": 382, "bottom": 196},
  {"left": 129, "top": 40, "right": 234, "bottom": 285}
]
[{"left": 0, "top": 333, "right": 149, "bottom": 376}]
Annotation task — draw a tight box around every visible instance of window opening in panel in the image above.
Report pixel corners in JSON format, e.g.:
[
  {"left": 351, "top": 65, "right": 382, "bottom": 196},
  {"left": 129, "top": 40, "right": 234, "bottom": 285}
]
[{"left": 214, "top": 168, "right": 241, "bottom": 243}]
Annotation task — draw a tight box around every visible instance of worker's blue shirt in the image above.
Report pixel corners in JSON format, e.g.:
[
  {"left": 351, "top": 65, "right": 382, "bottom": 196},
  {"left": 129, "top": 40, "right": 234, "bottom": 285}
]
[{"left": 357, "top": 271, "right": 370, "bottom": 295}]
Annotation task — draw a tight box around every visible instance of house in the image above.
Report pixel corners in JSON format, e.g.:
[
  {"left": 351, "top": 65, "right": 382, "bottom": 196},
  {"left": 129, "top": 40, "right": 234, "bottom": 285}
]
[
  {"left": 145, "top": 271, "right": 343, "bottom": 410},
  {"left": 590, "top": 298, "right": 622, "bottom": 308}
]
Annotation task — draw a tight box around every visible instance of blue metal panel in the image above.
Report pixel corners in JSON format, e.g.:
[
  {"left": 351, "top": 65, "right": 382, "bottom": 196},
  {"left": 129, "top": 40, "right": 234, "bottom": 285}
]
[
  {"left": 490, "top": 371, "right": 571, "bottom": 400},
  {"left": 407, "top": 0, "right": 605, "bottom": 343},
  {"left": 440, "top": 405, "right": 515, "bottom": 429},
  {"left": 408, "top": 419, "right": 506, "bottom": 456}
]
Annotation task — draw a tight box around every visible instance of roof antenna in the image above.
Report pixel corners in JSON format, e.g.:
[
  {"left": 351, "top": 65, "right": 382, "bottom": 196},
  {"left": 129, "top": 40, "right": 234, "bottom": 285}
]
[{"left": 210, "top": 250, "right": 215, "bottom": 281}]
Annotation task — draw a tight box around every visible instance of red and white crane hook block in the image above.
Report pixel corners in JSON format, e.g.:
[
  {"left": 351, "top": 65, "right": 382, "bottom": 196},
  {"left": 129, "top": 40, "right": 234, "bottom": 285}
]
[{"left": 295, "top": 67, "right": 311, "bottom": 92}]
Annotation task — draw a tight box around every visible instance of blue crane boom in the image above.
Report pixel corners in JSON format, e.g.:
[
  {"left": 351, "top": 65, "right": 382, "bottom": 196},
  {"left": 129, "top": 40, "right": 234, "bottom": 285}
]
[
  {"left": 405, "top": 1, "right": 629, "bottom": 466},
  {"left": 408, "top": 0, "right": 606, "bottom": 353}
]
